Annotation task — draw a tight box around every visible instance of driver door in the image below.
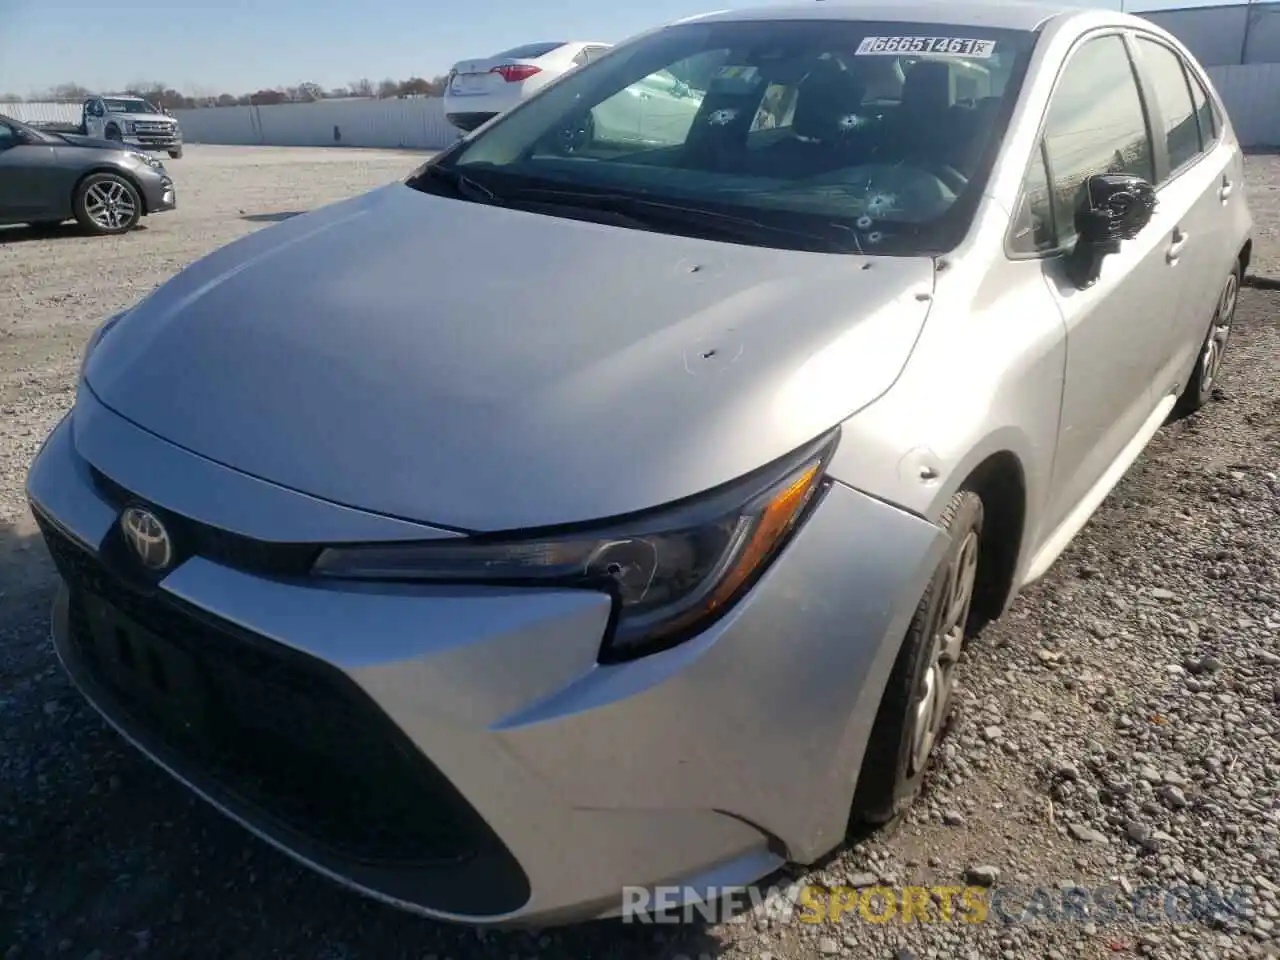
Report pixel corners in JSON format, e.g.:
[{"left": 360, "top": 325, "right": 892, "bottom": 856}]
[{"left": 1026, "top": 32, "right": 1186, "bottom": 539}]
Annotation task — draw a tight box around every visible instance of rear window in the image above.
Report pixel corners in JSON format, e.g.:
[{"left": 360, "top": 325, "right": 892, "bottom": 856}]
[{"left": 493, "top": 42, "right": 566, "bottom": 60}]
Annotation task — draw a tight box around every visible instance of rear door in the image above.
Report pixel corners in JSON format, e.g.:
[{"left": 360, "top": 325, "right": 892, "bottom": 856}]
[{"left": 1129, "top": 33, "right": 1241, "bottom": 397}]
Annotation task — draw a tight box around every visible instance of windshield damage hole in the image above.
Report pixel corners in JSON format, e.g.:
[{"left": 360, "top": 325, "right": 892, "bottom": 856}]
[{"left": 702, "top": 349, "right": 718, "bottom": 359}]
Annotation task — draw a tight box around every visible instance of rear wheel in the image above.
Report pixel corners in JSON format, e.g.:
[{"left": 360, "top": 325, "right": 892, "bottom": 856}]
[
  {"left": 1174, "top": 261, "right": 1241, "bottom": 417},
  {"left": 850, "top": 490, "right": 984, "bottom": 828},
  {"left": 74, "top": 173, "right": 142, "bottom": 235}
]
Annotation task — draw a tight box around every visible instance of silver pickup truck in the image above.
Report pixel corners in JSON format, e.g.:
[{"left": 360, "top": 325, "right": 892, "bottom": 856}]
[{"left": 4, "top": 95, "right": 183, "bottom": 159}]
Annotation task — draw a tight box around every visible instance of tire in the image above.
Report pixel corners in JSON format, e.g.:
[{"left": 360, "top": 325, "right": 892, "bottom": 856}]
[
  {"left": 168, "top": 148, "right": 183, "bottom": 160},
  {"left": 850, "top": 489, "right": 985, "bottom": 828},
  {"left": 73, "top": 172, "right": 142, "bottom": 236},
  {"left": 104, "top": 125, "right": 123, "bottom": 142},
  {"left": 1173, "top": 260, "right": 1241, "bottom": 418}
]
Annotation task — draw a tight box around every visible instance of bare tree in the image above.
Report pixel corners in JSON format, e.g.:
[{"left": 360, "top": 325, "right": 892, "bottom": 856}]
[
  {"left": 249, "top": 89, "right": 287, "bottom": 105},
  {"left": 398, "top": 76, "right": 432, "bottom": 97},
  {"left": 0, "top": 92, "right": 20, "bottom": 102},
  {"left": 45, "top": 82, "right": 92, "bottom": 100},
  {"left": 27, "top": 74, "right": 452, "bottom": 108}
]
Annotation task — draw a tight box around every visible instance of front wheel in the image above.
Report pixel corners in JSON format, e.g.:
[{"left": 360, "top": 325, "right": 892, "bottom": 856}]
[
  {"left": 850, "top": 490, "right": 985, "bottom": 828},
  {"left": 1174, "top": 261, "right": 1241, "bottom": 418},
  {"left": 168, "top": 148, "right": 183, "bottom": 160},
  {"left": 104, "top": 125, "right": 123, "bottom": 142},
  {"left": 73, "top": 173, "right": 142, "bottom": 235}
]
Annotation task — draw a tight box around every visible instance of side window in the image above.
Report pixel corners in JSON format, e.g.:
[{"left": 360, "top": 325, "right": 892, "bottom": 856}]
[
  {"left": 572, "top": 49, "right": 589, "bottom": 67},
  {"left": 1010, "top": 141, "right": 1056, "bottom": 254},
  {"left": 1042, "top": 35, "right": 1153, "bottom": 246},
  {"left": 1186, "top": 66, "right": 1218, "bottom": 147},
  {"left": 1136, "top": 37, "right": 1201, "bottom": 178},
  {"left": 0, "top": 122, "right": 19, "bottom": 150}
]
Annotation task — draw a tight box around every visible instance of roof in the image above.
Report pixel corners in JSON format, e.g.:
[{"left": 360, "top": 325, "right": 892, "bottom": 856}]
[{"left": 685, "top": 0, "right": 1086, "bottom": 33}]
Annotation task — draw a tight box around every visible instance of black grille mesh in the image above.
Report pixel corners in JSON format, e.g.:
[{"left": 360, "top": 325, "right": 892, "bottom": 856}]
[{"left": 40, "top": 515, "right": 545, "bottom": 931}]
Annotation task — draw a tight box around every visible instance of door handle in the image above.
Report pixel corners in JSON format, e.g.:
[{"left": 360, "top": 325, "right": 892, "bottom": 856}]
[
  {"left": 1167, "top": 227, "right": 1189, "bottom": 263},
  {"left": 1220, "top": 177, "right": 1234, "bottom": 201}
]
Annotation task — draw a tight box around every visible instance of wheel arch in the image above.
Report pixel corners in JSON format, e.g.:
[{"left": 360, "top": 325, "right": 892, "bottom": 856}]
[
  {"left": 947, "top": 450, "right": 1028, "bottom": 628},
  {"left": 72, "top": 166, "right": 149, "bottom": 217}
]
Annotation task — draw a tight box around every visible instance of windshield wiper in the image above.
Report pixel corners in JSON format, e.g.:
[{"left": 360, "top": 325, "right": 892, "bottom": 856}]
[
  {"left": 416, "top": 164, "right": 503, "bottom": 205},
  {"left": 502, "top": 187, "right": 860, "bottom": 253}
]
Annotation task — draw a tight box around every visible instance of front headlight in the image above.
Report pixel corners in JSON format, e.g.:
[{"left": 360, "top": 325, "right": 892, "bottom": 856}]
[
  {"left": 313, "top": 430, "right": 839, "bottom": 661},
  {"left": 79, "top": 311, "right": 126, "bottom": 380},
  {"left": 129, "top": 151, "right": 161, "bottom": 169}
]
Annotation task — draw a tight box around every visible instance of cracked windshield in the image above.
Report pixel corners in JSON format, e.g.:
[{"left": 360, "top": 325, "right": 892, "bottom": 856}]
[{"left": 444, "top": 20, "right": 1034, "bottom": 253}]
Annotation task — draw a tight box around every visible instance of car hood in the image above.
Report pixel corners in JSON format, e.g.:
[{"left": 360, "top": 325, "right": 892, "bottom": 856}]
[
  {"left": 56, "top": 133, "right": 129, "bottom": 151},
  {"left": 84, "top": 184, "right": 936, "bottom": 532}
]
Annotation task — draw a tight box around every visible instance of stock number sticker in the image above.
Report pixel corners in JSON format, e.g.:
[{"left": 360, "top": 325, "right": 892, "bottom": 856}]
[{"left": 855, "top": 36, "right": 997, "bottom": 58}]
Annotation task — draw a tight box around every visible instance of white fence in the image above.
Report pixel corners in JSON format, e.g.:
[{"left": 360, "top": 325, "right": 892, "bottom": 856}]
[
  {"left": 170, "top": 97, "right": 461, "bottom": 151},
  {"left": 168, "top": 64, "right": 1280, "bottom": 153},
  {"left": 1207, "top": 64, "right": 1280, "bottom": 149},
  {"left": 3, "top": 101, "right": 83, "bottom": 127}
]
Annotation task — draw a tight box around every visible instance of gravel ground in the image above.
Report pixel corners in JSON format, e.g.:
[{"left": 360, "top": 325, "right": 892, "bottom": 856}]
[{"left": 0, "top": 146, "right": 1277, "bottom": 960}]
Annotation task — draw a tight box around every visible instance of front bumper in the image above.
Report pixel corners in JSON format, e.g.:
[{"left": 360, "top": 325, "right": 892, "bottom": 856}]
[
  {"left": 123, "top": 131, "right": 183, "bottom": 151},
  {"left": 444, "top": 110, "right": 498, "bottom": 133},
  {"left": 26, "top": 388, "right": 947, "bottom": 926},
  {"left": 138, "top": 173, "right": 176, "bottom": 214}
]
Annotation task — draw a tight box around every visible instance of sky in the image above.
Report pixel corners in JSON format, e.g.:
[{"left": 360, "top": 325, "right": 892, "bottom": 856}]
[{"left": 0, "top": 0, "right": 1247, "bottom": 98}]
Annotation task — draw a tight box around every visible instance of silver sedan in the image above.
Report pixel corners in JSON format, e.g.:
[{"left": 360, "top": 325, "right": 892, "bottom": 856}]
[{"left": 26, "top": 0, "right": 1252, "bottom": 928}]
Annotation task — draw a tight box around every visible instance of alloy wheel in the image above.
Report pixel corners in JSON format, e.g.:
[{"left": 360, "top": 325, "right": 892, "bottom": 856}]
[
  {"left": 85, "top": 181, "right": 137, "bottom": 232},
  {"left": 907, "top": 529, "right": 979, "bottom": 777},
  {"left": 1200, "top": 271, "right": 1239, "bottom": 392}
]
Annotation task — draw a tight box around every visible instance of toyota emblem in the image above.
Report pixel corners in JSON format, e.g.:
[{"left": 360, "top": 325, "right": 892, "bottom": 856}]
[{"left": 120, "top": 506, "right": 174, "bottom": 572}]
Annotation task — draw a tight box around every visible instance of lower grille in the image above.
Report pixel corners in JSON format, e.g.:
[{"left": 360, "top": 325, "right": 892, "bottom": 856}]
[{"left": 37, "top": 512, "right": 531, "bottom": 915}]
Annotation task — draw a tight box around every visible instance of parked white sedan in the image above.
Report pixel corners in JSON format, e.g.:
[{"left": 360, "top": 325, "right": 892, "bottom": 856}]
[{"left": 444, "top": 41, "right": 612, "bottom": 132}]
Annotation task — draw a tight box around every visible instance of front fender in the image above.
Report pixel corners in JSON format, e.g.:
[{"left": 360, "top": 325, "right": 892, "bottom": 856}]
[{"left": 825, "top": 248, "right": 1068, "bottom": 592}]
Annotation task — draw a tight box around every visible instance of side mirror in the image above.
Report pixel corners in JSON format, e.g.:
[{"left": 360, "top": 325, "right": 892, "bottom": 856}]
[{"left": 1065, "top": 173, "right": 1157, "bottom": 289}]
